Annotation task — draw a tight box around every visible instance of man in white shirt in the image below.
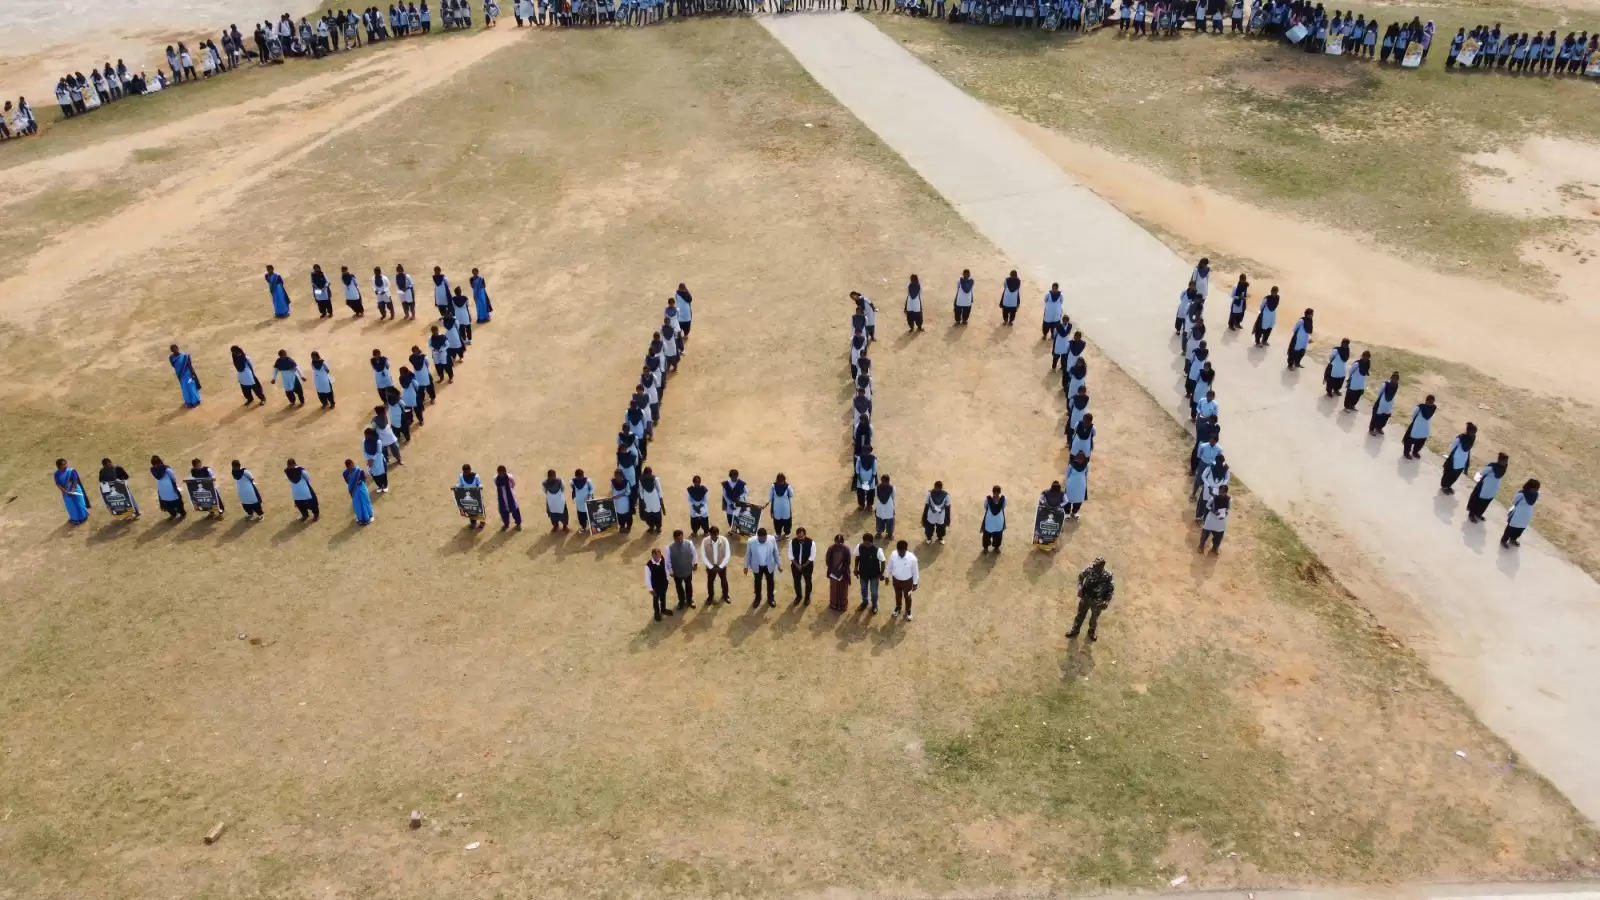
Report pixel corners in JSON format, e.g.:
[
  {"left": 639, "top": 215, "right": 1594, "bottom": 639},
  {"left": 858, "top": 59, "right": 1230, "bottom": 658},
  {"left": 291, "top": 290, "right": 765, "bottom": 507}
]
[
  {"left": 886, "top": 540, "right": 920, "bottom": 621},
  {"left": 700, "top": 525, "right": 731, "bottom": 604},
  {"left": 744, "top": 527, "right": 781, "bottom": 608},
  {"left": 665, "top": 529, "right": 699, "bottom": 610}
]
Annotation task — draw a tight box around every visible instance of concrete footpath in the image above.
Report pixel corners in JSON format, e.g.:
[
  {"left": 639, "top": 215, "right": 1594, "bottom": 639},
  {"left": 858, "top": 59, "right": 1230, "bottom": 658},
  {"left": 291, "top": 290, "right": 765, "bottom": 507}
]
[{"left": 762, "top": 13, "right": 1600, "bottom": 822}]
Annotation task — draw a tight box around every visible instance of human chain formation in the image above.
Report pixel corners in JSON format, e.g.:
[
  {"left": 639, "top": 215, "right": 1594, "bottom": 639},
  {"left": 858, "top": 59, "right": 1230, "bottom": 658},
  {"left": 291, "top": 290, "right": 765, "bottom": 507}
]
[{"left": 1176, "top": 258, "right": 1543, "bottom": 552}]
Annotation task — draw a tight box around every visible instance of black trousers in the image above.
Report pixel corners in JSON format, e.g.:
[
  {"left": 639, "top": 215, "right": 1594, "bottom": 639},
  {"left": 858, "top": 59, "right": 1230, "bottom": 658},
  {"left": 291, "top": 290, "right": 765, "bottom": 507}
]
[
  {"left": 954, "top": 303, "right": 971, "bottom": 324},
  {"left": 640, "top": 510, "right": 662, "bottom": 532},
  {"left": 772, "top": 517, "right": 792, "bottom": 538},
  {"left": 1343, "top": 387, "right": 1362, "bottom": 410},
  {"left": 905, "top": 310, "right": 923, "bottom": 330},
  {"left": 1198, "top": 528, "right": 1224, "bottom": 551},
  {"left": 240, "top": 382, "right": 265, "bottom": 402},
  {"left": 982, "top": 529, "right": 1003, "bottom": 550},
  {"left": 285, "top": 382, "right": 305, "bottom": 404},
  {"left": 1287, "top": 347, "right": 1306, "bottom": 368},
  {"left": 672, "top": 575, "right": 695, "bottom": 607},
  {"left": 791, "top": 563, "right": 813, "bottom": 600},
  {"left": 1402, "top": 437, "right": 1426, "bottom": 458},
  {"left": 436, "top": 361, "right": 454, "bottom": 382},
  {"left": 316, "top": 296, "right": 334, "bottom": 316},
  {"left": 1441, "top": 465, "right": 1465, "bottom": 491},
  {"left": 1370, "top": 411, "right": 1391, "bottom": 433},
  {"left": 294, "top": 497, "right": 319, "bottom": 519},
  {"left": 1001, "top": 306, "right": 1018, "bottom": 324},
  {"left": 651, "top": 587, "right": 668, "bottom": 618},
  {"left": 1466, "top": 493, "right": 1492, "bottom": 521},
  {"left": 752, "top": 569, "right": 775, "bottom": 601},
  {"left": 1227, "top": 309, "right": 1244, "bottom": 329},
  {"left": 617, "top": 512, "right": 633, "bottom": 532},
  {"left": 856, "top": 488, "right": 872, "bottom": 509},
  {"left": 1069, "top": 598, "right": 1103, "bottom": 637},
  {"left": 924, "top": 521, "right": 947, "bottom": 541},
  {"left": 317, "top": 389, "right": 335, "bottom": 408},
  {"left": 706, "top": 566, "right": 729, "bottom": 599},
  {"left": 1253, "top": 325, "right": 1272, "bottom": 346},
  {"left": 689, "top": 516, "right": 709, "bottom": 535},
  {"left": 242, "top": 501, "right": 264, "bottom": 517},
  {"left": 1501, "top": 525, "right": 1525, "bottom": 546}
]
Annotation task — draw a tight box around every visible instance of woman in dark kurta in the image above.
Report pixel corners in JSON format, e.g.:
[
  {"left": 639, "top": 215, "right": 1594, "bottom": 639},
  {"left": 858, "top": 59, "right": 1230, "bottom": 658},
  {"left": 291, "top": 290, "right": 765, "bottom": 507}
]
[{"left": 825, "top": 533, "right": 853, "bottom": 612}]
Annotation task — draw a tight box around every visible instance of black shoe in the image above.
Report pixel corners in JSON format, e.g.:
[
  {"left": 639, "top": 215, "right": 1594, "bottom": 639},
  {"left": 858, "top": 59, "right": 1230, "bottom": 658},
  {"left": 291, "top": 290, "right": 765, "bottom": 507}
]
[
  {"left": 1087, "top": 632, "right": 1097, "bottom": 642},
  {"left": 686, "top": 601, "right": 696, "bottom": 608},
  {"left": 663, "top": 608, "right": 673, "bottom": 617},
  {"left": 752, "top": 598, "right": 761, "bottom": 609},
  {"left": 857, "top": 602, "right": 869, "bottom": 611},
  {"left": 1066, "top": 629, "right": 1079, "bottom": 638},
  {"left": 767, "top": 599, "right": 776, "bottom": 608},
  {"left": 654, "top": 613, "right": 662, "bottom": 622}
]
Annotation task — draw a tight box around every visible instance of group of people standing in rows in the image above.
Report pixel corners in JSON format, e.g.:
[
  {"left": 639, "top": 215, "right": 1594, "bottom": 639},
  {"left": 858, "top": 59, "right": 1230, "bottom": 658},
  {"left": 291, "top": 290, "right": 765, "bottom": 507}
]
[
  {"left": 1445, "top": 24, "right": 1598, "bottom": 74},
  {"left": 1180, "top": 257, "right": 1544, "bottom": 551}
]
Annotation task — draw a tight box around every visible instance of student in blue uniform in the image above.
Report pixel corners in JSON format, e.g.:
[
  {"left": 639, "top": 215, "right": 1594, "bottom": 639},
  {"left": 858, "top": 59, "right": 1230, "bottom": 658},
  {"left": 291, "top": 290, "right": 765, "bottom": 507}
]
[
  {"left": 721, "top": 469, "right": 747, "bottom": 527},
  {"left": 853, "top": 449, "right": 877, "bottom": 511},
  {"left": 1466, "top": 453, "right": 1509, "bottom": 523},
  {"left": 1440, "top": 422, "right": 1476, "bottom": 494},
  {"left": 450, "top": 287, "right": 474, "bottom": 346},
  {"left": 1251, "top": 286, "right": 1280, "bottom": 346},
  {"left": 1500, "top": 479, "right": 1540, "bottom": 548},
  {"left": 432, "top": 266, "right": 451, "bottom": 318},
  {"left": 1198, "top": 484, "right": 1230, "bottom": 553},
  {"left": 673, "top": 283, "right": 693, "bottom": 338},
  {"left": 609, "top": 469, "right": 634, "bottom": 533},
  {"left": 265, "top": 263, "right": 291, "bottom": 318},
  {"left": 1051, "top": 321, "right": 1072, "bottom": 370},
  {"left": 1064, "top": 451, "right": 1090, "bottom": 518},
  {"left": 922, "top": 481, "right": 951, "bottom": 543},
  {"left": 1286, "top": 308, "right": 1314, "bottom": 369},
  {"left": 636, "top": 467, "right": 666, "bottom": 533},
  {"left": 1227, "top": 273, "right": 1249, "bottom": 330},
  {"left": 1369, "top": 372, "right": 1401, "bottom": 435},
  {"left": 1322, "top": 338, "right": 1351, "bottom": 397},
  {"left": 768, "top": 473, "right": 795, "bottom": 537},
  {"left": 1342, "top": 350, "right": 1371, "bottom": 411},
  {"left": 455, "top": 464, "right": 485, "bottom": 530},
  {"left": 169, "top": 343, "right": 203, "bottom": 407},
  {"left": 230, "top": 345, "right": 266, "bottom": 405},
  {"left": 310, "top": 264, "right": 334, "bottom": 317},
  {"left": 231, "top": 460, "right": 264, "bottom": 520},
  {"left": 1068, "top": 385, "right": 1091, "bottom": 434},
  {"left": 1070, "top": 415, "right": 1096, "bottom": 461},
  {"left": 873, "top": 474, "right": 896, "bottom": 539},
  {"left": 189, "top": 458, "right": 225, "bottom": 518},
  {"left": 370, "top": 349, "right": 394, "bottom": 401},
  {"left": 284, "top": 458, "right": 318, "bottom": 521},
  {"left": 270, "top": 349, "right": 306, "bottom": 406},
  {"left": 1402, "top": 394, "right": 1436, "bottom": 459},
  {"left": 980, "top": 485, "right": 1006, "bottom": 552},
  {"left": 953, "top": 269, "right": 975, "bottom": 325},
  {"left": 686, "top": 475, "right": 711, "bottom": 536},
  {"left": 344, "top": 459, "right": 374, "bottom": 525},
  {"left": 999, "top": 269, "right": 1022, "bottom": 325},
  {"left": 407, "top": 345, "right": 434, "bottom": 403},
  {"left": 494, "top": 465, "right": 522, "bottom": 530},
  {"left": 428, "top": 327, "right": 453, "bottom": 384},
  {"left": 904, "top": 274, "right": 924, "bottom": 332},
  {"left": 1040, "top": 282, "right": 1065, "bottom": 339},
  {"left": 150, "top": 455, "right": 186, "bottom": 520},
  {"left": 395, "top": 264, "right": 417, "bottom": 320},
  {"left": 53, "top": 458, "right": 91, "bottom": 524},
  {"left": 536, "top": 469, "right": 568, "bottom": 530},
  {"left": 571, "top": 469, "right": 594, "bottom": 532},
  {"left": 463, "top": 268, "right": 493, "bottom": 325},
  {"left": 372, "top": 266, "right": 394, "bottom": 321}
]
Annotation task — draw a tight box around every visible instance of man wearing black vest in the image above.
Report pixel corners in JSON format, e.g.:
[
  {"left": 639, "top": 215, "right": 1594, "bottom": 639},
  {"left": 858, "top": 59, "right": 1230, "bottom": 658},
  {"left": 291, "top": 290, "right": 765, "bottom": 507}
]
[{"left": 788, "top": 527, "right": 816, "bottom": 605}]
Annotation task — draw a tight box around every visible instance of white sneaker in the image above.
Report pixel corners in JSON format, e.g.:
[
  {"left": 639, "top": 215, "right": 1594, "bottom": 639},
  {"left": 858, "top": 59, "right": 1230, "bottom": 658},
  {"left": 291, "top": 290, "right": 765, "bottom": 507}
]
[
  {"left": 891, "top": 609, "right": 900, "bottom": 618},
  {"left": 904, "top": 613, "right": 913, "bottom": 621}
]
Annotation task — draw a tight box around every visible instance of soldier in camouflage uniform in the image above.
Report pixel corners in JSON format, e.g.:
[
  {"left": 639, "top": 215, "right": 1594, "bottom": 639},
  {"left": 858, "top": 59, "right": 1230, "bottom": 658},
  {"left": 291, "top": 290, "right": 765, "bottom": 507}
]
[{"left": 1067, "top": 557, "right": 1114, "bottom": 642}]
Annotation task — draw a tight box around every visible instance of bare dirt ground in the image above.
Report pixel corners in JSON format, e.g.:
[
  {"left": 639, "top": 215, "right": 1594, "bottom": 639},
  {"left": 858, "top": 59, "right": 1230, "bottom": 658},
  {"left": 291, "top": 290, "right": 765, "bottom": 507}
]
[{"left": 0, "top": 20, "right": 1596, "bottom": 900}]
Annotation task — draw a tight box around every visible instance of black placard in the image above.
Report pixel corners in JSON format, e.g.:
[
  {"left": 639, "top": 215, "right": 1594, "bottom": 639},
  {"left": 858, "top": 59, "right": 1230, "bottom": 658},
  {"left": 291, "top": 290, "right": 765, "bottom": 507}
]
[
  {"left": 100, "top": 480, "right": 135, "bottom": 517},
  {"left": 732, "top": 500, "right": 763, "bottom": 536},
  {"left": 185, "top": 477, "right": 219, "bottom": 511},
  {"left": 586, "top": 496, "right": 617, "bottom": 533},
  {"left": 1034, "top": 502, "right": 1065, "bottom": 545},
  {"left": 454, "top": 486, "right": 485, "bottom": 518}
]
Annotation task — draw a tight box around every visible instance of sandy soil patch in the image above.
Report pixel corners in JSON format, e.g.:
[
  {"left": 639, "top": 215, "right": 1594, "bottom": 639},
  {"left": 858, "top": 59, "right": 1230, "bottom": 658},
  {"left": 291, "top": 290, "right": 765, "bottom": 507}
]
[{"left": 1466, "top": 136, "right": 1600, "bottom": 221}]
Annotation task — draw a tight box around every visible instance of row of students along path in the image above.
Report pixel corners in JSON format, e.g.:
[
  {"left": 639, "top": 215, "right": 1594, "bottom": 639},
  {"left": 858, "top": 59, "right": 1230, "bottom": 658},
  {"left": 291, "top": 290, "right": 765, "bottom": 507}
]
[{"left": 1175, "top": 258, "right": 1543, "bottom": 551}]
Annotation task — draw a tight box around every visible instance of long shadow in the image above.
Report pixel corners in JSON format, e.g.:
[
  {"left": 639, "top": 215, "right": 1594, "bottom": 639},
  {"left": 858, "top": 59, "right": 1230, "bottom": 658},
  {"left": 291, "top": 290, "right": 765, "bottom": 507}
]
[
  {"left": 270, "top": 516, "right": 317, "bottom": 545},
  {"left": 870, "top": 620, "right": 908, "bottom": 656},
  {"left": 769, "top": 597, "right": 808, "bottom": 639},
  {"left": 176, "top": 514, "right": 225, "bottom": 542},
  {"left": 86, "top": 518, "right": 140, "bottom": 544},
  {"left": 833, "top": 604, "right": 875, "bottom": 650},
  {"left": 627, "top": 610, "right": 684, "bottom": 652},
  {"left": 477, "top": 527, "right": 518, "bottom": 555},
  {"left": 438, "top": 523, "right": 481, "bottom": 555},
  {"left": 965, "top": 550, "right": 999, "bottom": 587},
  {"left": 217, "top": 515, "right": 257, "bottom": 543},
  {"left": 328, "top": 518, "right": 369, "bottom": 546},
  {"left": 526, "top": 529, "right": 567, "bottom": 559},
  {"left": 1022, "top": 545, "right": 1060, "bottom": 583},
  {"left": 725, "top": 606, "right": 767, "bottom": 648},
  {"left": 680, "top": 595, "right": 725, "bottom": 641}
]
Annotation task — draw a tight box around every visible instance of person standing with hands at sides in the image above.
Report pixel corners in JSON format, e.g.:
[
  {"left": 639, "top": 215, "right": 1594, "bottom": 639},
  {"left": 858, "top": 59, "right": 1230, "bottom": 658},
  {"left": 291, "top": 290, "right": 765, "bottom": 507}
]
[
  {"left": 701, "top": 525, "right": 732, "bottom": 603},
  {"left": 1195, "top": 454, "right": 1230, "bottom": 522},
  {"left": 636, "top": 467, "right": 665, "bottom": 534},
  {"left": 370, "top": 349, "right": 394, "bottom": 401},
  {"left": 1286, "top": 308, "right": 1314, "bottom": 369},
  {"left": 873, "top": 475, "right": 897, "bottom": 539},
  {"left": 721, "top": 469, "right": 747, "bottom": 528},
  {"left": 904, "top": 274, "right": 924, "bottom": 332},
  {"left": 570, "top": 469, "right": 593, "bottom": 532},
  {"left": 825, "top": 534, "right": 853, "bottom": 612},
  {"left": 230, "top": 346, "right": 266, "bottom": 406},
  {"left": 849, "top": 329, "right": 868, "bottom": 381},
  {"left": 980, "top": 485, "right": 1007, "bottom": 552},
  {"left": 339, "top": 265, "right": 364, "bottom": 318},
  {"left": 854, "top": 533, "right": 886, "bottom": 614},
  {"left": 362, "top": 429, "right": 390, "bottom": 495},
  {"left": 953, "top": 269, "right": 975, "bottom": 325},
  {"left": 1501, "top": 479, "right": 1540, "bottom": 548},
  {"left": 887, "top": 540, "right": 920, "bottom": 621},
  {"left": 1069, "top": 385, "right": 1092, "bottom": 433},
  {"left": 1191, "top": 257, "right": 1211, "bottom": 299},
  {"left": 1174, "top": 281, "right": 1199, "bottom": 336},
  {"left": 265, "top": 264, "right": 291, "bottom": 318},
  {"left": 645, "top": 548, "right": 672, "bottom": 622},
  {"left": 609, "top": 470, "right": 634, "bottom": 534},
  {"left": 285, "top": 458, "right": 318, "bottom": 522},
  {"left": 432, "top": 266, "right": 451, "bottom": 319},
  {"left": 1065, "top": 451, "right": 1090, "bottom": 519},
  {"left": 1322, "top": 338, "right": 1351, "bottom": 397},
  {"left": 1440, "top": 422, "right": 1477, "bottom": 494},
  {"left": 999, "top": 269, "right": 1022, "bottom": 326},
  {"left": 789, "top": 527, "right": 816, "bottom": 605},
  {"left": 769, "top": 474, "right": 795, "bottom": 538},
  {"left": 1041, "top": 282, "right": 1065, "bottom": 340},
  {"left": 1065, "top": 356, "right": 1088, "bottom": 404},
  {"left": 1198, "top": 484, "right": 1230, "bottom": 553},
  {"left": 98, "top": 457, "right": 140, "bottom": 519},
  {"left": 408, "top": 345, "right": 434, "bottom": 404},
  {"left": 170, "top": 344, "right": 203, "bottom": 408},
  {"left": 922, "top": 481, "right": 952, "bottom": 543},
  {"left": 270, "top": 349, "right": 306, "bottom": 406},
  {"left": 745, "top": 527, "right": 781, "bottom": 608},
  {"left": 53, "top": 459, "right": 91, "bottom": 524},
  {"left": 494, "top": 465, "right": 522, "bottom": 531},
  {"left": 429, "top": 327, "right": 453, "bottom": 384},
  {"left": 667, "top": 529, "right": 698, "bottom": 610},
  {"left": 450, "top": 287, "right": 474, "bottom": 346},
  {"left": 1467, "top": 453, "right": 1509, "bottom": 523},
  {"left": 395, "top": 264, "right": 417, "bottom": 320},
  {"left": 1070, "top": 414, "right": 1096, "bottom": 462},
  {"left": 673, "top": 283, "right": 693, "bottom": 339},
  {"left": 1051, "top": 321, "right": 1072, "bottom": 370},
  {"left": 1252, "top": 286, "right": 1280, "bottom": 346},
  {"left": 1343, "top": 351, "right": 1371, "bottom": 411},
  {"left": 1369, "top": 372, "right": 1401, "bottom": 435},
  {"left": 150, "top": 455, "right": 186, "bottom": 520},
  {"left": 1227, "top": 273, "right": 1249, "bottom": 330},
  {"left": 457, "top": 464, "right": 485, "bottom": 530},
  {"left": 232, "top": 460, "right": 264, "bottom": 520},
  {"left": 342, "top": 459, "right": 374, "bottom": 525},
  {"left": 848, "top": 291, "right": 878, "bottom": 342},
  {"left": 1402, "top": 394, "right": 1437, "bottom": 460},
  {"left": 469, "top": 268, "right": 493, "bottom": 324},
  {"left": 687, "top": 475, "right": 711, "bottom": 536},
  {"left": 1067, "top": 557, "right": 1115, "bottom": 642},
  {"left": 310, "top": 264, "right": 333, "bottom": 317},
  {"left": 372, "top": 266, "right": 394, "bottom": 320}
]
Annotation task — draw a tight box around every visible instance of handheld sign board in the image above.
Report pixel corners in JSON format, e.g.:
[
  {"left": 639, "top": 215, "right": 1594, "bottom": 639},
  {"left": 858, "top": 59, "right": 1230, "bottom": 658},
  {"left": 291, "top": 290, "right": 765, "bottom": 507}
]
[
  {"left": 100, "top": 480, "right": 135, "bottom": 517},
  {"left": 1035, "top": 502, "right": 1066, "bottom": 546},
  {"left": 1456, "top": 38, "right": 1479, "bottom": 66},
  {"left": 1401, "top": 41, "right": 1425, "bottom": 67},
  {"left": 1284, "top": 23, "right": 1308, "bottom": 44},
  {"left": 732, "top": 500, "right": 763, "bottom": 537},
  {"left": 185, "top": 477, "right": 219, "bottom": 512},
  {"left": 587, "top": 496, "right": 617, "bottom": 533},
  {"left": 454, "top": 486, "right": 485, "bottom": 519},
  {"left": 1324, "top": 34, "right": 1343, "bottom": 55}
]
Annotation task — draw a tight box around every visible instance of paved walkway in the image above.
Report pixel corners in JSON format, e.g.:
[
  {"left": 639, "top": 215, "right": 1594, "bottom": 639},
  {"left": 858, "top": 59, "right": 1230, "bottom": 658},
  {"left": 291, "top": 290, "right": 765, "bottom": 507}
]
[{"left": 763, "top": 13, "right": 1600, "bottom": 823}]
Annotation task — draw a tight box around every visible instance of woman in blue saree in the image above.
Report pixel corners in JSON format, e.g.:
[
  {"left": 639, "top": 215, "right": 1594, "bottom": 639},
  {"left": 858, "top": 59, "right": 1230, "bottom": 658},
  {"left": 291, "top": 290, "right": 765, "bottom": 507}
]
[
  {"left": 54, "top": 458, "right": 90, "bottom": 524},
  {"left": 169, "top": 343, "right": 202, "bottom": 407},
  {"left": 344, "top": 458, "right": 374, "bottom": 525},
  {"left": 469, "top": 267, "right": 493, "bottom": 323}
]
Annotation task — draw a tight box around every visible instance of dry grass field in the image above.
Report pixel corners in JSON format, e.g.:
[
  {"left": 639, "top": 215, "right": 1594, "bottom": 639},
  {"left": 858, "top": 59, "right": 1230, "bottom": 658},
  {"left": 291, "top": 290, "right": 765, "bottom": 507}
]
[{"left": 0, "top": 20, "right": 1596, "bottom": 899}]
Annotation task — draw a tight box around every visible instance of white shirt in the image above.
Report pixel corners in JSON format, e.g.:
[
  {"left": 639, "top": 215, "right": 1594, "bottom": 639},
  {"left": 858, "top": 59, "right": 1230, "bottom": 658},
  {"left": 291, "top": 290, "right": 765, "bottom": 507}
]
[
  {"left": 664, "top": 541, "right": 698, "bottom": 576},
  {"left": 886, "top": 550, "right": 920, "bottom": 585},
  {"left": 700, "top": 534, "right": 732, "bottom": 568}
]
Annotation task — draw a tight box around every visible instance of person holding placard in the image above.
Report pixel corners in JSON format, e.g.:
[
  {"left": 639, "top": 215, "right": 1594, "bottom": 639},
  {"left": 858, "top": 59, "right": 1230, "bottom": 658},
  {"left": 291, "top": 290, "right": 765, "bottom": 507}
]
[
  {"left": 98, "top": 458, "right": 139, "bottom": 519},
  {"left": 721, "top": 469, "right": 747, "bottom": 528},
  {"left": 190, "top": 458, "right": 225, "bottom": 518},
  {"left": 457, "top": 464, "right": 485, "bottom": 530},
  {"left": 53, "top": 458, "right": 91, "bottom": 525}
]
